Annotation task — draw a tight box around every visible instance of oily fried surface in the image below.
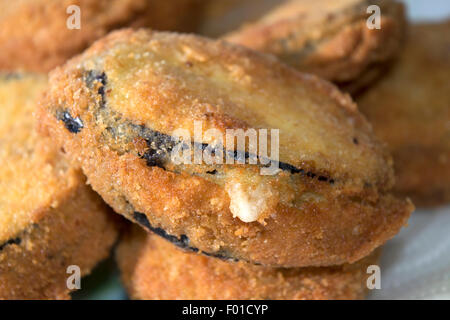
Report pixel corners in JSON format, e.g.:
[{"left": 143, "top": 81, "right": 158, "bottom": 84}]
[
  {"left": 357, "top": 22, "right": 450, "bottom": 207},
  {"left": 39, "top": 29, "right": 412, "bottom": 267},
  {"left": 0, "top": 74, "right": 67, "bottom": 241},
  {"left": 0, "top": 0, "right": 202, "bottom": 72},
  {"left": 0, "top": 74, "right": 119, "bottom": 299},
  {"left": 42, "top": 29, "right": 393, "bottom": 189},
  {"left": 0, "top": 179, "right": 120, "bottom": 300},
  {"left": 220, "top": 0, "right": 405, "bottom": 93},
  {"left": 117, "top": 225, "right": 380, "bottom": 300}
]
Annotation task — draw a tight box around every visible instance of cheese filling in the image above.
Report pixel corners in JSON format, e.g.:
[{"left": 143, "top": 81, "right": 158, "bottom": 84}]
[{"left": 225, "top": 179, "right": 274, "bottom": 223}]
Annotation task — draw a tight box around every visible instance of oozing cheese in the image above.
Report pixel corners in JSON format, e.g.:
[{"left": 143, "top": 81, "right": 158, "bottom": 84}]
[{"left": 226, "top": 179, "right": 273, "bottom": 223}]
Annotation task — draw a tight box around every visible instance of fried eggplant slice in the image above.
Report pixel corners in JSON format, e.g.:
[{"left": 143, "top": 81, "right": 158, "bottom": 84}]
[
  {"left": 117, "top": 225, "right": 380, "bottom": 300},
  {"left": 220, "top": 0, "right": 406, "bottom": 93},
  {"left": 0, "top": 73, "right": 119, "bottom": 299},
  {"left": 39, "top": 29, "right": 412, "bottom": 267},
  {"left": 0, "top": 0, "right": 202, "bottom": 72},
  {"left": 357, "top": 22, "right": 450, "bottom": 207}
]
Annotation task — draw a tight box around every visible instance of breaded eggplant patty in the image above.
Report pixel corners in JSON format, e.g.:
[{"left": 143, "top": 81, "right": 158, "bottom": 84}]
[
  {"left": 0, "top": 73, "right": 119, "bottom": 299},
  {"left": 221, "top": 0, "right": 406, "bottom": 93},
  {"left": 357, "top": 22, "right": 450, "bottom": 207},
  {"left": 117, "top": 225, "right": 380, "bottom": 300},
  {"left": 39, "top": 29, "right": 412, "bottom": 267},
  {"left": 0, "top": 0, "right": 202, "bottom": 72}
]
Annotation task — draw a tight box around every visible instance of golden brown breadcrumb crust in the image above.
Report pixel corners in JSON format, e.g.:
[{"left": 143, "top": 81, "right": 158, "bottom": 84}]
[
  {"left": 0, "top": 74, "right": 119, "bottom": 299},
  {"left": 38, "top": 29, "right": 412, "bottom": 267},
  {"left": 117, "top": 225, "right": 380, "bottom": 300},
  {"left": 0, "top": 179, "right": 119, "bottom": 300},
  {"left": 221, "top": 0, "right": 406, "bottom": 93},
  {"left": 0, "top": 0, "right": 202, "bottom": 72},
  {"left": 357, "top": 22, "right": 450, "bottom": 207}
]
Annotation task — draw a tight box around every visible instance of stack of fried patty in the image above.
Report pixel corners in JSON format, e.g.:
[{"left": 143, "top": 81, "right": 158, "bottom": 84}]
[
  {"left": 3, "top": 0, "right": 449, "bottom": 300},
  {"left": 38, "top": 27, "right": 412, "bottom": 299}
]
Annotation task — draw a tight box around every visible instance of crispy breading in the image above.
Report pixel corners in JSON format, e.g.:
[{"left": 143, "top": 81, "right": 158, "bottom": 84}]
[
  {"left": 357, "top": 22, "right": 450, "bottom": 207},
  {"left": 216, "top": 0, "right": 405, "bottom": 93},
  {"left": 38, "top": 29, "right": 412, "bottom": 267},
  {"left": 0, "top": 73, "right": 119, "bottom": 299},
  {"left": 117, "top": 225, "right": 380, "bottom": 300},
  {"left": 0, "top": 0, "right": 202, "bottom": 72}
]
